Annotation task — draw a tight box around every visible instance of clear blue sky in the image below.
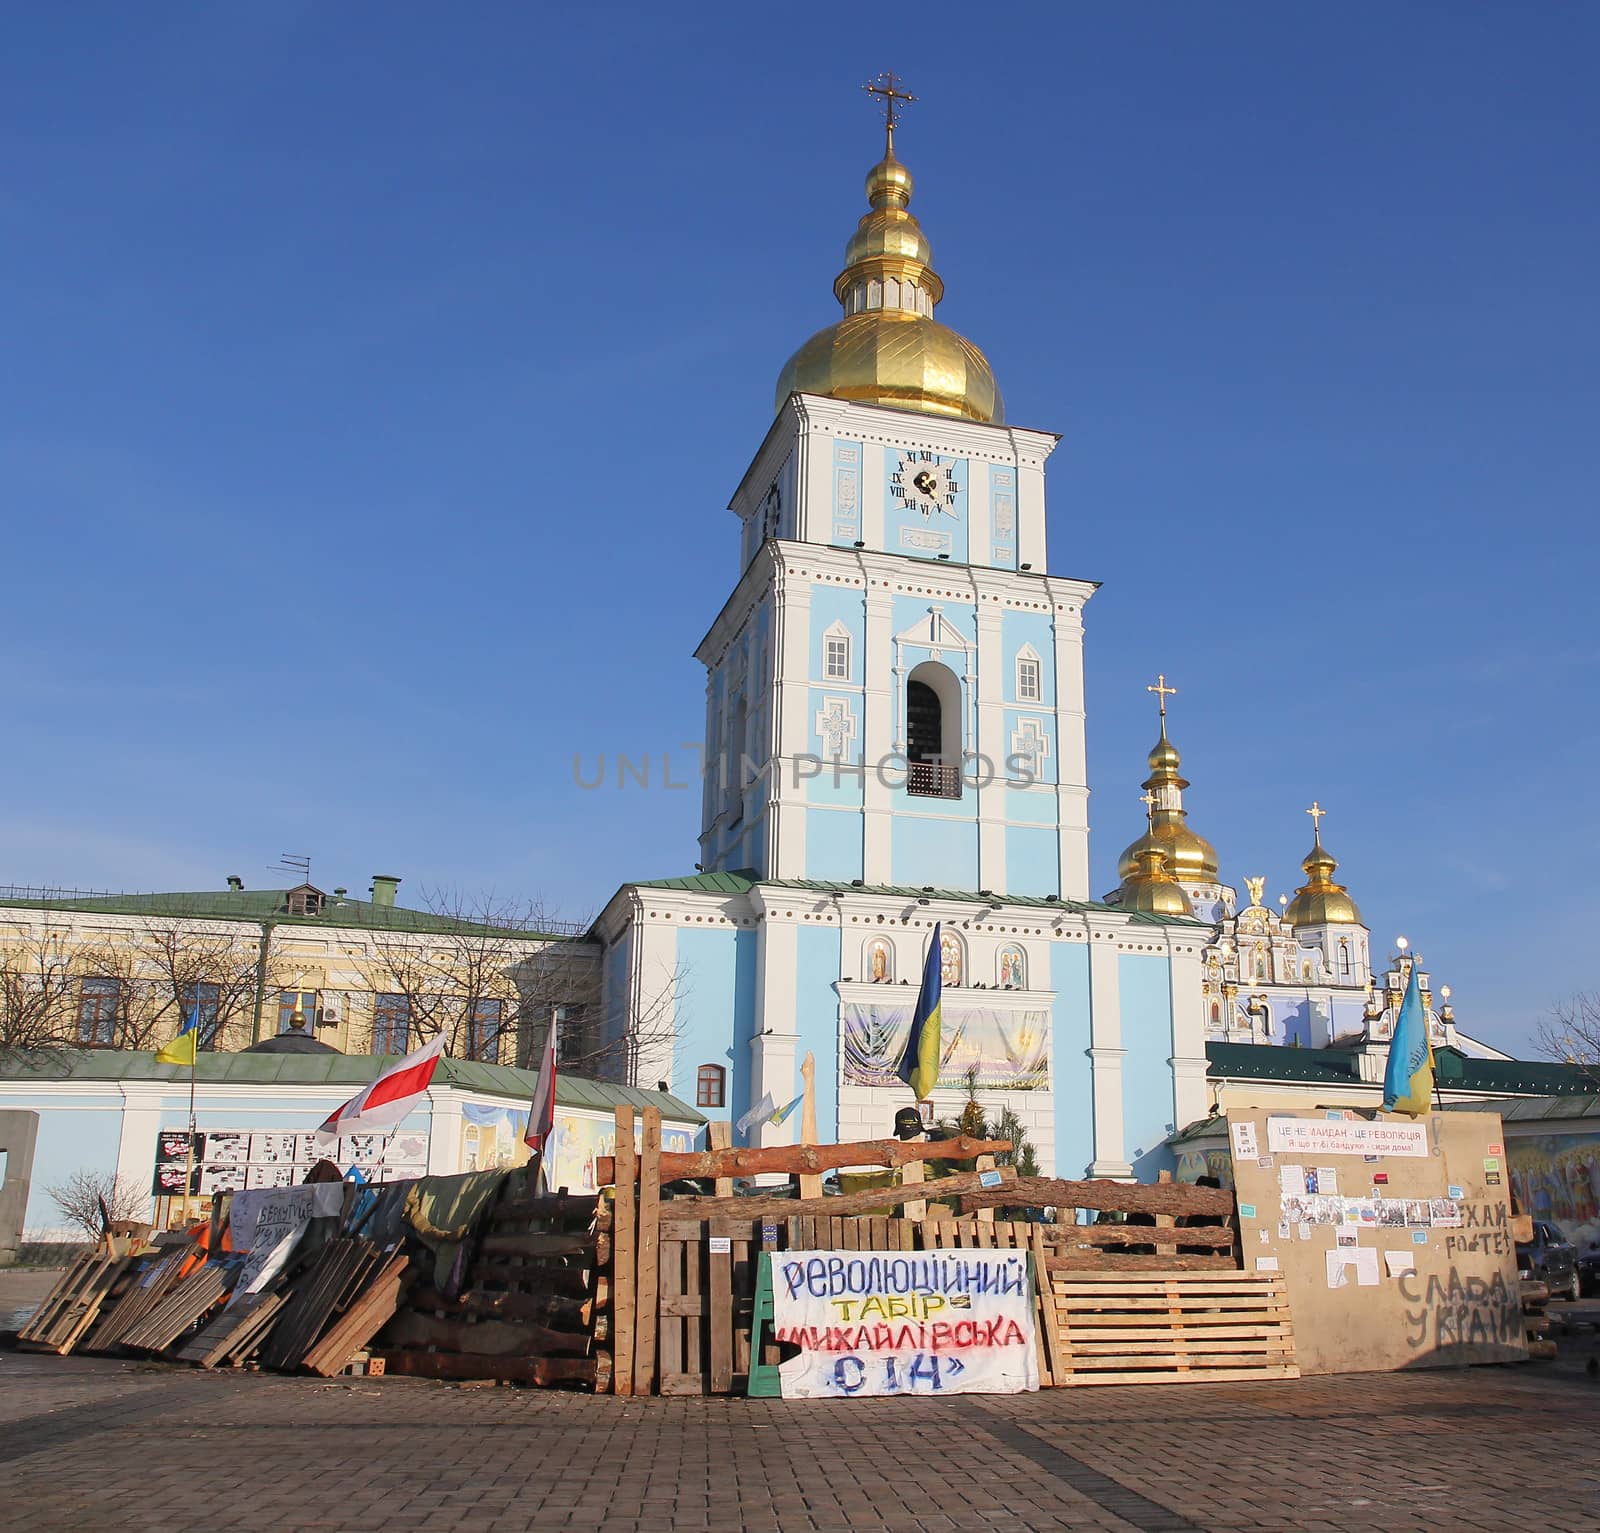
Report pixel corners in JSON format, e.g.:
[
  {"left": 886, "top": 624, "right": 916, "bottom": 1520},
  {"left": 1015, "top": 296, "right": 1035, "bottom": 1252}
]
[{"left": 2, "top": 4, "right": 1595, "bottom": 1055}]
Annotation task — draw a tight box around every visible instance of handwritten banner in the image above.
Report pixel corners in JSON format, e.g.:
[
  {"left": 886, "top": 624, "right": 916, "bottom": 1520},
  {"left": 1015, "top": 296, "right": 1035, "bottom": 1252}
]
[
  {"left": 772, "top": 1248, "right": 1039, "bottom": 1399},
  {"left": 1265, "top": 1117, "right": 1429, "bottom": 1158}
]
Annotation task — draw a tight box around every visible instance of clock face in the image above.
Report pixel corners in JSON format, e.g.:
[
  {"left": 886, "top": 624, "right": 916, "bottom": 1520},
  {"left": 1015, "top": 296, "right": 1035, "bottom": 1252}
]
[{"left": 890, "top": 451, "right": 962, "bottom": 518}]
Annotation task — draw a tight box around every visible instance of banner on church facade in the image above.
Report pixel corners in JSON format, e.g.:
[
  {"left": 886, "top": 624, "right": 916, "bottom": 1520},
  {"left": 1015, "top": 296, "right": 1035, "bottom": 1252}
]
[
  {"left": 772, "top": 1247, "right": 1040, "bottom": 1398},
  {"left": 841, "top": 1003, "right": 1049, "bottom": 1091}
]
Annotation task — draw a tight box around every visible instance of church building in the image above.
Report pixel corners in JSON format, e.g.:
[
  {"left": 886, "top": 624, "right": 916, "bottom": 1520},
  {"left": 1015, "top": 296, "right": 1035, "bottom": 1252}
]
[{"left": 594, "top": 99, "right": 1211, "bottom": 1180}]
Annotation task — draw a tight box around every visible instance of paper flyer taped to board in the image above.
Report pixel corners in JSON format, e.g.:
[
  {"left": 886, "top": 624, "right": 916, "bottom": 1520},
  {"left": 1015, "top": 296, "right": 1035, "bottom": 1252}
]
[{"left": 771, "top": 1248, "right": 1039, "bottom": 1399}]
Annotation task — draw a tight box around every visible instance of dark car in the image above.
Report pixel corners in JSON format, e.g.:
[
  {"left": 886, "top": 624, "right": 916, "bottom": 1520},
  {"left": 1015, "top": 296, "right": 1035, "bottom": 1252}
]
[
  {"left": 1577, "top": 1243, "right": 1600, "bottom": 1299},
  {"left": 1517, "top": 1219, "right": 1580, "bottom": 1302}
]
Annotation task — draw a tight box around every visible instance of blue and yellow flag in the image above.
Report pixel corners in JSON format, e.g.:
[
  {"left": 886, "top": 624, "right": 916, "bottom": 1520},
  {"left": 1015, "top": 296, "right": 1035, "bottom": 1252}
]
[
  {"left": 155, "top": 1007, "right": 200, "bottom": 1067},
  {"left": 768, "top": 1092, "right": 805, "bottom": 1128},
  {"left": 1382, "top": 962, "right": 1433, "bottom": 1116},
  {"left": 896, "top": 922, "right": 943, "bottom": 1101}
]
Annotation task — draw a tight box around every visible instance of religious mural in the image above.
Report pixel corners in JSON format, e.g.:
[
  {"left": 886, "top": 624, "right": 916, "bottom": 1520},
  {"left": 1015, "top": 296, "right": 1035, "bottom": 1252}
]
[
  {"left": 842, "top": 1003, "right": 1049, "bottom": 1091},
  {"left": 1507, "top": 1131, "right": 1600, "bottom": 1251}
]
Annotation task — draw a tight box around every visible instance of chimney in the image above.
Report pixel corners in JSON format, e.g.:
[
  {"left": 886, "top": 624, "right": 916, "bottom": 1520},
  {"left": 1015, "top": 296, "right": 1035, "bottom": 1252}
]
[
  {"left": 369, "top": 874, "right": 401, "bottom": 908},
  {"left": 227, "top": 875, "right": 244, "bottom": 892}
]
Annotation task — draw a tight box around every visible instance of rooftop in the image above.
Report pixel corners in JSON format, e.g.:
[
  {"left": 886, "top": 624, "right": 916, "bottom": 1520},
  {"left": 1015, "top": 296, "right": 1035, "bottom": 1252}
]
[
  {"left": 1205, "top": 1041, "right": 1598, "bottom": 1097},
  {"left": 632, "top": 870, "right": 1207, "bottom": 928},
  {"left": 0, "top": 1047, "right": 703, "bottom": 1121}
]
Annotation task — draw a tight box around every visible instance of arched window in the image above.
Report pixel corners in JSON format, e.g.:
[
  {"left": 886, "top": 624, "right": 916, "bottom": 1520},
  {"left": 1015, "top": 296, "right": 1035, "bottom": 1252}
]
[
  {"left": 865, "top": 938, "right": 893, "bottom": 984},
  {"left": 939, "top": 930, "right": 965, "bottom": 988},
  {"left": 1015, "top": 644, "right": 1043, "bottom": 703},
  {"left": 905, "top": 660, "right": 962, "bottom": 798},
  {"left": 1338, "top": 939, "right": 1351, "bottom": 977},
  {"left": 696, "top": 1064, "right": 726, "bottom": 1109},
  {"left": 997, "top": 945, "right": 1026, "bottom": 989}
]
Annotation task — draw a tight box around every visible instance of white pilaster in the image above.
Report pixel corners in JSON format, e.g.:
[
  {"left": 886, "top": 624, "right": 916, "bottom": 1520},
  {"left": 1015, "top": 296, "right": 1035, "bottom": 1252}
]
[{"left": 1086, "top": 928, "right": 1131, "bottom": 1177}]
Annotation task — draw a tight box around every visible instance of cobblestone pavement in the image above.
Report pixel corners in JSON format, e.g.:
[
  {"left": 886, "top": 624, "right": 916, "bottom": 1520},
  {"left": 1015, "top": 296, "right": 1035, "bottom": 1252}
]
[{"left": 0, "top": 1350, "right": 1597, "bottom": 1532}]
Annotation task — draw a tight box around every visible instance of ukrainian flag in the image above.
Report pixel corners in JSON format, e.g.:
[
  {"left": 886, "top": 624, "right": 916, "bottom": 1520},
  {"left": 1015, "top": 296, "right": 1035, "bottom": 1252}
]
[
  {"left": 155, "top": 1007, "right": 200, "bottom": 1068},
  {"left": 896, "top": 922, "right": 943, "bottom": 1101},
  {"left": 1382, "top": 961, "right": 1434, "bottom": 1116}
]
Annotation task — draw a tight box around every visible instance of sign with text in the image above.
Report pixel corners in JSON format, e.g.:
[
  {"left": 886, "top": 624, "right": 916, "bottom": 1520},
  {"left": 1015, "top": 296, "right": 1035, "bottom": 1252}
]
[
  {"left": 1265, "top": 1118, "right": 1429, "bottom": 1159},
  {"left": 772, "top": 1248, "right": 1039, "bottom": 1399}
]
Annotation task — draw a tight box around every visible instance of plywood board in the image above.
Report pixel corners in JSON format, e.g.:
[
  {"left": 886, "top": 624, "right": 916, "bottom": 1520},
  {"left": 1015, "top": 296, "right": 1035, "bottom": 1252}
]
[{"left": 1226, "top": 1107, "right": 1525, "bottom": 1375}]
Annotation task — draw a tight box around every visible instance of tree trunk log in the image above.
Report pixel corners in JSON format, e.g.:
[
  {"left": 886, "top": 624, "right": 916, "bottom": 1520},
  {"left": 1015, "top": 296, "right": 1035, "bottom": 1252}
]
[
  {"left": 1042, "top": 1224, "right": 1234, "bottom": 1250},
  {"left": 651, "top": 1135, "right": 1013, "bottom": 1182},
  {"left": 665, "top": 1165, "right": 1015, "bottom": 1222},
  {"left": 960, "top": 1176, "right": 1234, "bottom": 1218},
  {"left": 1047, "top": 1252, "right": 1240, "bottom": 1272}
]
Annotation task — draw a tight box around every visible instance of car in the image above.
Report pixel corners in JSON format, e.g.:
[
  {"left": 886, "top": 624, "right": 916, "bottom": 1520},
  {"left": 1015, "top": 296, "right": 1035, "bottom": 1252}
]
[
  {"left": 1577, "top": 1243, "right": 1600, "bottom": 1299},
  {"left": 1517, "top": 1218, "right": 1580, "bottom": 1302}
]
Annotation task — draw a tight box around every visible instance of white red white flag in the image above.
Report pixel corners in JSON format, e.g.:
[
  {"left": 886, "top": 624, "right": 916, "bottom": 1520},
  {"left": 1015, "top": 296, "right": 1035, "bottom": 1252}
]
[
  {"left": 316, "top": 1031, "right": 445, "bottom": 1138},
  {"left": 524, "top": 1021, "right": 557, "bottom": 1153}
]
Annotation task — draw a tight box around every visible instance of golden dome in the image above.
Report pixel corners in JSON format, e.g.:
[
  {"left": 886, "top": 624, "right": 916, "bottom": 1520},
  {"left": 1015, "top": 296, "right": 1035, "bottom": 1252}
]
[
  {"left": 1284, "top": 831, "right": 1363, "bottom": 927},
  {"left": 1118, "top": 847, "right": 1194, "bottom": 917},
  {"left": 774, "top": 148, "right": 1003, "bottom": 425},
  {"left": 1117, "top": 722, "right": 1220, "bottom": 883}
]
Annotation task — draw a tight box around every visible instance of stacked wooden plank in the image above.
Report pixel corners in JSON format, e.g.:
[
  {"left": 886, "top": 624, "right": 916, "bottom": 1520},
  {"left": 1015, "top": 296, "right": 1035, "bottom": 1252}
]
[
  {"left": 255, "top": 1237, "right": 402, "bottom": 1374},
  {"left": 79, "top": 1246, "right": 192, "bottom": 1352},
  {"left": 373, "top": 1173, "right": 605, "bottom": 1388},
  {"left": 1048, "top": 1269, "right": 1298, "bottom": 1385},
  {"left": 120, "top": 1264, "right": 231, "bottom": 1353},
  {"left": 175, "top": 1291, "right": 287, "bottom": 1368},
  {"left": 15, "top": 1250, "right": 129, "bottom": 1355}
]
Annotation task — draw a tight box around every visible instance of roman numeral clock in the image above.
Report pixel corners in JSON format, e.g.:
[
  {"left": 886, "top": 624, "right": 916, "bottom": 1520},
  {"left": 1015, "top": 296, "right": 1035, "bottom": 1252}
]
[{"left": 885, "top": 449, "right": 968, "bottom": 562}]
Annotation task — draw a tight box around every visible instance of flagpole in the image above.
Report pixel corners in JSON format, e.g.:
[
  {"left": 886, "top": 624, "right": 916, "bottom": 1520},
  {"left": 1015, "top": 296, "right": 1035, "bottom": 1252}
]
[{"left": 181, "top": 1043, "right": 197, "bottom": 1229}]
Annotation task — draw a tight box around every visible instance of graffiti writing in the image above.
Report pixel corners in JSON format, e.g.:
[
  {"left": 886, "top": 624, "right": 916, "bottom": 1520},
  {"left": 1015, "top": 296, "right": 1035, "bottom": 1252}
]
[{"left": 1399, "top": 1265, "right": 1521, "bottom": 1351}]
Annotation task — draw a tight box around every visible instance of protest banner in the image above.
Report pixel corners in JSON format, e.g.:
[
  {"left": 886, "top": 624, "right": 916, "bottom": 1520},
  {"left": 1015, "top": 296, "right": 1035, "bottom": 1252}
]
[{"left": 771, "top": 1247, "right": 1039, "bottom": 1399}]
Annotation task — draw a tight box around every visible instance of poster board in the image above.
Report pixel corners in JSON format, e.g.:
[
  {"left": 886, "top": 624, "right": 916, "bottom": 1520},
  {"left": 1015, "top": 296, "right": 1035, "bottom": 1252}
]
[
  {"left": 771, "top": 1247, "right": 1040, "bottom": 1398},
  {"left": 1227, "top": 1107, "right": 1525, "bottom": 1374}
]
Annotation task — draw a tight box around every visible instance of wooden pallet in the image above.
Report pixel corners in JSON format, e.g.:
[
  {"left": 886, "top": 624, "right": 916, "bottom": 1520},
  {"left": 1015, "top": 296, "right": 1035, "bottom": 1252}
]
[
  {"left": 121, "top": 1264, "right": 230, "bottom": 1353},
  {"left": 80, "top": 1248, "right": 189, "bottom": 1353},
  {"left": 1050, "top": 1270, "right": 1297, "bottom": 1385},
  {"left": 175, "top": 1291, "right": 288, "bottom": 1368},
  {"left": 16, "top": 1251, "right": 129, "bottom": 1355},
  {"left": 257, "top": 1238, "right": 383, "bottom": 1372},
  {"left": 303, "top": 1251, "right": 409, "bottom": 1376}
]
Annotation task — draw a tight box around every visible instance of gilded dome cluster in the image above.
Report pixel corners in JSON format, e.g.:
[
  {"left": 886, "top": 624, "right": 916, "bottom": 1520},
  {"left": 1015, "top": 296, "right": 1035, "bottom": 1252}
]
[{"left": 774, "top": 145, "right": 1003, "bottom": 424}]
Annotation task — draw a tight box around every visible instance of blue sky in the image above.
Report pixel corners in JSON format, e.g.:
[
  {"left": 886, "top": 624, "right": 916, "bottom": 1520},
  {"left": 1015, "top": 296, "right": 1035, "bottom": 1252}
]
[{"left": 2, "top": 5, "right": 1595, "bottom": 1055}]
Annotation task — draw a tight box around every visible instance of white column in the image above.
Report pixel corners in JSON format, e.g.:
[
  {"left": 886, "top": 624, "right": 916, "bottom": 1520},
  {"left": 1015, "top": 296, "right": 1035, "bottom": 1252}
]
[
  {"left": 426, "top": 1091, "right": 462, "bottom": 1175},
  {"left": 1167, "top": 938, "right": 1211, "bottom": 1135},
  {"left": 769, "top": 567, "right": 812, "bottom": 879},
  {"left": 1086, "top": 928, "right": 1131, "bottom": 1178},
  {"left": 1015, "top": 452, "right": 1048, "bottom": 571}
]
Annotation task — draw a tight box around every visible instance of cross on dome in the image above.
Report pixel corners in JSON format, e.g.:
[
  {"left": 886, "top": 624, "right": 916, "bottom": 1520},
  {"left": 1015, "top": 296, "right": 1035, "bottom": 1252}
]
[
  {"left": 1147, "top": 673, "right": 1177, "bottom": 718},
  {"left": 1306, "top": 800, "right": 1327, "bottom": 837},
  {"left": 862, "top": 70, "right": 917, "bottom": 154}
]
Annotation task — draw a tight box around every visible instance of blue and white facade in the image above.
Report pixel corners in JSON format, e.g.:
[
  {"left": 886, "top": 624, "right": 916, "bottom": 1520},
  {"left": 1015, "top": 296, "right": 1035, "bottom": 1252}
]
[{"left": 595, "top": 392, "right": 1211, "bottom": 1179}]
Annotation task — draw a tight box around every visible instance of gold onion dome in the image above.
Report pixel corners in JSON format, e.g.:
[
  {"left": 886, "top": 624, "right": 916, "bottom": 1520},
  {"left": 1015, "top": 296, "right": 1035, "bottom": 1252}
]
[
  {"left": 774, "top": 149, "right": 1003, "bottom": 424},
  {"left": 1284, "top": 830, "right": 1362, "bottom": 927},
  {"left": 1116, "top": 722, "right": 1220, "bottom": 884},
  {"left": 1118, "top": 846, "right": 1194, "bottom": 917}
]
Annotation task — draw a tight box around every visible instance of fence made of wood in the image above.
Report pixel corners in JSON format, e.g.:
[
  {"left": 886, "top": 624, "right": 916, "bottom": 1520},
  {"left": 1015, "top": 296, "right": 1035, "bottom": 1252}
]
[{"left": 606, "top": 1106, "right": 1257, "bottom": 1395}]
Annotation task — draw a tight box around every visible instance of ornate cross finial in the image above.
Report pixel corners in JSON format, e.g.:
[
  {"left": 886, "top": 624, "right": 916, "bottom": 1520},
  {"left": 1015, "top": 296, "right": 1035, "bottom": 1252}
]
[
  {"left": 1147, "top": 672, "right": 1177, "bottom": 719},
  {"left": 1139, "top": 789, "right": 1157, "bottom": 823},
  {"left": 1306, "top": 800, "right": 1326, "bottom": 835},
  {"left": 863, "top": 70, "right": 917, "bottom": 155}
]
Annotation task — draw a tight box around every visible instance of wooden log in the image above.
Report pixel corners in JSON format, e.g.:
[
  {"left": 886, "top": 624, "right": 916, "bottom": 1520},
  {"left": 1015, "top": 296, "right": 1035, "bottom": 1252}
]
[
  {"left": 1524, "top": 1312, "right": 1550, "bottom": 1337},
  {"left": 611, "top": 1107, "right": 636, "bottom": 1398},
  {"left": 380, "top": 1310, "right": 592, "bottom": 1358},
  {"left": 1047, "top": 1251, "right": 1239, "bottom": 1272},
  {"left": 707, "top": 1120, "right": 733, "bottom": 1199},
  {"left": 597, "top": 1156, "right": 616, "bottom": 1187},
  {"left": 1043, "top": 1224, "right": 1235, "bottom": 1250},
  {"left": 1526, "top": 1338, "right": 1557, "bottom": 1361},
  {"left": 960, "top": 1176, "right": 1235, "bottom": 1218},
  {"left": 488, "top": 1194, "right": 600, "bottom": 1225},
  {"left": 371, "top": 1350, "right": 598, "bottom": 1385},
  {"left": 1520, "top": 1279, "right": 1549, "bottom": 1307},
  {"left": 654, "top": 1134, "right": 1012, "bottom": 1182},
  {"left": 669, "top": 1165, "right": 1016, "bottom": 1223},
  {"left": 472, "top": 1261, "right": 592, "bottom": 1298},
  {"left": 634, "top": 1106, "right": 661, "bottom": 1395},
  {"left": 477, "top": 1231, "right": 607, "bottom": 1263},
  {"left": 901, "top": 1159, "right": 926, "bottom": 1222},
  {"left": 407, "top": 1285, "right": 593, "bottom": 1330},
  {"left": 973, "top": 1156, "right": 997, "bottom": 1225}
]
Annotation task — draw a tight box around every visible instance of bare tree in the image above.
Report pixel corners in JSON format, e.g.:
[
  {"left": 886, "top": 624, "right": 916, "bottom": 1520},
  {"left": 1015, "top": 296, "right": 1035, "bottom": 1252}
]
[
  {"left": 1538, "top": 993, "right": 1600, "bottom": 1088},
  {"left": 0, "top": 928, "right": 79, "bottom": 1054},
  {"left": 46, "top": 1167, "right": 151, "bottom": 1239},
  {"left": 135, "top": 916, "right": 276, "bottom": 1053}
]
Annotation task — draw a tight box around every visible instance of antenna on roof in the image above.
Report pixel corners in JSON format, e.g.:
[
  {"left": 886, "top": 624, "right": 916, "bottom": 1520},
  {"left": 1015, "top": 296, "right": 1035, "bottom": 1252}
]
[{"left": 271, "top": 853, "right": 312, "bottom": 884}]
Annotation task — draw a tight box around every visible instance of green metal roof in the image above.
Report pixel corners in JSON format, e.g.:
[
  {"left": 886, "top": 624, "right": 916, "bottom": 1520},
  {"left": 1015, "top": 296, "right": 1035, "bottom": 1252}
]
[
  {"left": 631, "top": 869, "right": 1206, "bottom": 928},
  {"left": 1205, "top": 1041, "right": 1599, "bottom": 1097},
  {"left": 0, "top": 1048, "right": 703, "bottom": 1122},
  {"left": 0, "top": 886, "right": 589, "bottom": 942}
]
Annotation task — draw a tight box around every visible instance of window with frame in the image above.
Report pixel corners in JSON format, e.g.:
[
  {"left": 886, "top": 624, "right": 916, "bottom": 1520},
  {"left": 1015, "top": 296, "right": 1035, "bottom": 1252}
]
[
  {"left": 553, "top": 1004, "right": 587, "bottom": 1063},
  {"left": 467, "top": 997, "right": 502, "bottom": 1063},
  {"left": 372, "top": 993, "right": 411, "bottom": 1055},
  {"left": 1017, "top": 655, "right": 1042, "bottom": 702},
  {"left": 825, "top": 633, "right": 850, "bottom": 680},
  {"left": 77, "top": 976, "right": 120, "bottom": 1046},
  {"left": 181, "top": 981, "right": 223, "bottom": 1049},
  {"left": 278, "top": 989, "right": 317, "bottom": 1034},
  {"left": 696, "top": 1063, "right": 726, "bottom": 1108}
]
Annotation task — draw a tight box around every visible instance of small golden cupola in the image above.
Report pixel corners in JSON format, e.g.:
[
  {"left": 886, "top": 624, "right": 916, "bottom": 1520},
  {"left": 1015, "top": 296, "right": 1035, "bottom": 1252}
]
[
  {"left": 1116, "top": 675, "right": 1220, "bottom": 885},
  {"left": 1116, "top": 799, "right": 1194, "bottom": 917},
  {"left": 773, "top": 74, "right": 1003, "bottom": 425},
  {"left": 1284, "top": 803, "right": 1363, "bottom": 927}
]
